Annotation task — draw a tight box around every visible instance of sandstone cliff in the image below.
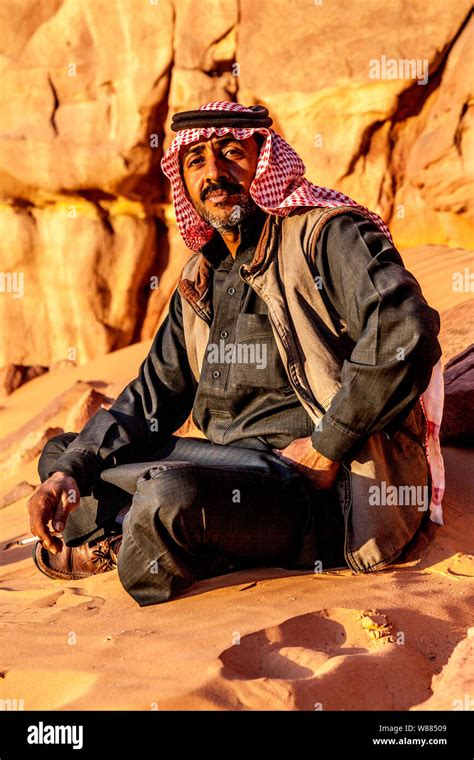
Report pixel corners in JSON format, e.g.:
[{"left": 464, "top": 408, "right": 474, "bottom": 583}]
[{"left": 0, "top": 0, "right": 472, "bottom": 374}]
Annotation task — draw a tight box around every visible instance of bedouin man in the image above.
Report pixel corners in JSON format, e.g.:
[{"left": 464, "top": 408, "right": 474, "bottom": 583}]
[{"left": 28, "top": 101, "right": 445, "bottom": 607}]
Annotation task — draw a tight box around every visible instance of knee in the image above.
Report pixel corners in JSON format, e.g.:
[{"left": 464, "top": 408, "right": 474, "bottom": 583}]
[
  {"left": 159, "top": 498, "right": 205, "bottom": 551},
  {"left": 129, "top": 464, "right": 205, "bottom": 551},
  {"left": 37, "top": 431, "right": 79, "bottom": 482}
]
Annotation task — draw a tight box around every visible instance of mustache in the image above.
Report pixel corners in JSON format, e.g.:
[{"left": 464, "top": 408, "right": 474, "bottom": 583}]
[{"left": 201, "top": 180, "right": 243, "bottom": 202}]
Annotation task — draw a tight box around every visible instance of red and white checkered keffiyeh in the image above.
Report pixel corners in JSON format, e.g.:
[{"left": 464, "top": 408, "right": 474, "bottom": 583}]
[{"left": 161, "top": 100, "right": 445, "bottom": 524}]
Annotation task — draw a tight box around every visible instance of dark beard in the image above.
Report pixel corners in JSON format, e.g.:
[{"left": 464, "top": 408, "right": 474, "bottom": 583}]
[
  {"left": 193, "top": 177, "right": 259, "bottom": 231},
  {"left": 198, "top": 193, "right": 259, "bottom": 231}
]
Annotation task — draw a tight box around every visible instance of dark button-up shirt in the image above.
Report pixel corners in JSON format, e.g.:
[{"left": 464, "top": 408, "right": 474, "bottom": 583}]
[
  {"left": 48, "top": 208, "right": 441, "bottom": 494},
  {"left": 191, "top": 208, "right": 315, "bottom": 448}
]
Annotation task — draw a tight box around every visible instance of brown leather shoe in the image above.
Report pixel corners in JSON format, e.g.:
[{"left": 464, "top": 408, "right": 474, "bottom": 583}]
[{"left": 33, "top": 535, "right": 122, "bottom": 580}]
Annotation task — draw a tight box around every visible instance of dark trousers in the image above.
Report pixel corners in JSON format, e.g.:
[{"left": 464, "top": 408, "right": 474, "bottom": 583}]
[{"left": 38, "top": 433, "right": 346, "bottom": 606}]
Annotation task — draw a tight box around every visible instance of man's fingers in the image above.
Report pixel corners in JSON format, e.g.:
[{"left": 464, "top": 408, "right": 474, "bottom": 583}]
[
  {"left": 30, "top": 517, "right": 60, "bottom": 554},
  {"left": 28, "top": 483, "right": 68, "bottom": 554},
  {"left": 290, "top": 461, "right": 335, "bottom": 490},
  {"left": 28, "top": 475, "right": 80, "bottom": 555},
  {"left": 52, "top": 490, "right": 69, "bottom": 532},
  {"left": 272, "top": 449, "right": 293, "bottom": 466},
  {"left": 53, "top": 482, "right": 80, "bottom": 532},
  {"left": 28, "top": 491, "right": 55, "bottom": 550},
  {"left": 30, "top": 509, "right": 63, "bottom": 553},
  {"left": 47, "top": 535, "right": 64, "bottom": 553},
  {"left": 30, "top": 519, "right": 53, "bottom": 549}
]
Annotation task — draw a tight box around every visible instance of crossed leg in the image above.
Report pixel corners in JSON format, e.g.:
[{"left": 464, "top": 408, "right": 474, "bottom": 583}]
[{"left": 38, "top": 433, "right": 345, "bottom": 606}]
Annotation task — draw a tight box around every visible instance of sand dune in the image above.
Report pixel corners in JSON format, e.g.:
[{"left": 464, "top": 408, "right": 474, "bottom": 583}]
[{"left": 1, "top": 444, "right": 472, "bottom": 711}]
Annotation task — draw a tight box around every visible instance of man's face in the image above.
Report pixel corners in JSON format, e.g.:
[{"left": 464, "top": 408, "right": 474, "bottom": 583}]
[{"left": 180, "top": 135, "right": 260, "bottom": 232}]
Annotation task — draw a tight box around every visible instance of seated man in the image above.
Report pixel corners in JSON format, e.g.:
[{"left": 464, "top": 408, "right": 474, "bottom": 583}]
[{"left": 28, "top": 101, "right": 442, "bottom": 607}]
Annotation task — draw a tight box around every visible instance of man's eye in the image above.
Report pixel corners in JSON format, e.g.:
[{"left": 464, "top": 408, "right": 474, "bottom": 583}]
[{"left": 187, "top": 148, "right": 241, "bottom": 168}]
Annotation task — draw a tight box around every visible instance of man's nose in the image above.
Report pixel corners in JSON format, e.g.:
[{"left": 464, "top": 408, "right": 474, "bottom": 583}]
[{"left": 204, "top": 152, "right": 230, "bottom": 183}]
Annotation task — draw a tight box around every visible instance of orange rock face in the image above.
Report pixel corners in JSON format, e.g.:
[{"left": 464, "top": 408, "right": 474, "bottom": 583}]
[
  {"left": 0, "top": 4, "right": 473, "bottom": 716},
  {"left": 0, "top": 0, "right": 472, "bottom": 376}
]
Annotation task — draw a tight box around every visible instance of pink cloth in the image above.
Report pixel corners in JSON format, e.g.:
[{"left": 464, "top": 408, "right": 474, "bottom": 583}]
[{"left": 161, "top": 100, "right": 444, "bottom": 524}]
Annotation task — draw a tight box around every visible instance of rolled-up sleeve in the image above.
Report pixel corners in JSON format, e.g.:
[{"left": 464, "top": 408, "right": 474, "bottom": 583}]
[
  {"left": 47, "top": 287, "right": 197, "bottom": 493},
  {"left": 310, "top": 213, "right": 442, "bottom": 462}
]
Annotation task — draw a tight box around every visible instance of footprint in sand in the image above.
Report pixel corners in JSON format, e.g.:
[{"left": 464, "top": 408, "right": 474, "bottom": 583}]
[
  {"left": 428, "top": 552, "right": 474, "bottom": 580},
  {"left": 0, "top": 586, "right": 104, "bottom": 623},
  {"left": 220, "top": 608, "right": 392, "bottom": 681},
  {"left": 447, "top": 553, "right": 474, "bottom": 577},
  {"left": 202, "top": 608, "right": 434, "bottom": 711}
]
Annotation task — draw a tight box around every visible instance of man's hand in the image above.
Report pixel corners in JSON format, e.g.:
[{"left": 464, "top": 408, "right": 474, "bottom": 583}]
[
  {"left": 272, "top": 437, "right": 340, "bottom": 490},
  {"left": 27, "top": 471, "right": 81, "bottom": 554}
]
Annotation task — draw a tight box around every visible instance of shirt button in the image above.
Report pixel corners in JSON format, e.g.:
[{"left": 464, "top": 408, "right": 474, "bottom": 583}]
[
  {"left": 227, "top": 287, "right": 236, "bottom": 295},
  {"left": 220, "top": 330, "right": 228, "bottom": 338},
  {"left": 212, "top": 370, "right": 221, "bottom": 378}
]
